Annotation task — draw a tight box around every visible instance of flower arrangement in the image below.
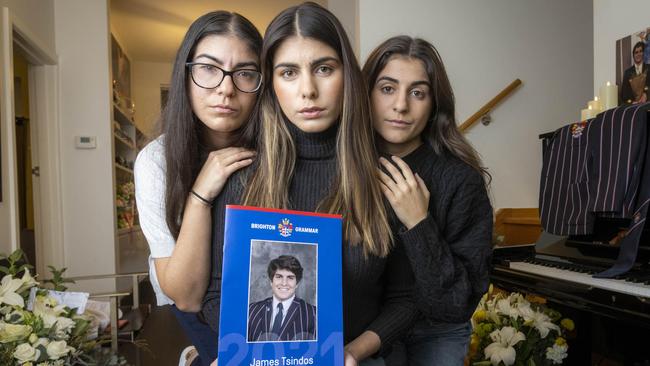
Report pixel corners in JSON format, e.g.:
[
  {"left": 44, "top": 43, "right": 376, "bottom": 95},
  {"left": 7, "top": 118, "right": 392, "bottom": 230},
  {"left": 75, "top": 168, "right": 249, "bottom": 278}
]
[
  {"left": 468, "top": 285, "right": 575, "bottom": 366},
  {"left": 0, "top": 250, "right": 128, "bottom": 365}
]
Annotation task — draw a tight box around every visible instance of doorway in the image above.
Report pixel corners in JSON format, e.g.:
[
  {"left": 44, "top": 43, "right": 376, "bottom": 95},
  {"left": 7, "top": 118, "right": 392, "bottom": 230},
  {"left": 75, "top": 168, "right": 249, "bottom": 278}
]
[
  {"left": 1, "top": 8, "right": 61, "bottom": 275},
  {"left": 13, "top": 46, "right": 36, "bottom": 265}
]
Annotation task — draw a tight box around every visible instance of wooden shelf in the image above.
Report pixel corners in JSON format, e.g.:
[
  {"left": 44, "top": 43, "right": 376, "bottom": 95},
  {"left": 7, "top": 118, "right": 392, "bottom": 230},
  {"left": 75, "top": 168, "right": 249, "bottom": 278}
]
[
  {"left": 114, "top": 163, "right": 133, "bottom": 175},
  {"left": 118, "top": 225, "right": 141, "bottom": 236},
  {"left": 113, "top": 102, "right": 135, "bottom": 126},
  {"left": 114, "top": 133, "right": 136, "bottom": 149}
]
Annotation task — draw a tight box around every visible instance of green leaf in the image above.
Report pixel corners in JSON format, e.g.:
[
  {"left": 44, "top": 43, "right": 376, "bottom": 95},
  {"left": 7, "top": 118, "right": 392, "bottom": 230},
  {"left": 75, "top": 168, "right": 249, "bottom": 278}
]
[
  {"left": 7, "top": 313, "right": 22, "bottom": 323},
  {"left": 16, "top": 263, "right": 34, "bottom": 274},
  {"left": 9, "top": 249, "right": 24, "bottom": 262},
  {"left": 36, "top": 344, "right": 48, "bottom": 363},
  {"left": 72, "top": 318, "right": 91, "bottom": 337}
]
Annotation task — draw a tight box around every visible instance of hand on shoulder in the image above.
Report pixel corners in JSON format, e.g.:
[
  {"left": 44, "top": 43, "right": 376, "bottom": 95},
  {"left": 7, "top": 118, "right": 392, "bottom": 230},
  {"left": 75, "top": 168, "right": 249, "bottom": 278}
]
[{"left": 192, "top": 147, "right": 255, "bottom": 201}]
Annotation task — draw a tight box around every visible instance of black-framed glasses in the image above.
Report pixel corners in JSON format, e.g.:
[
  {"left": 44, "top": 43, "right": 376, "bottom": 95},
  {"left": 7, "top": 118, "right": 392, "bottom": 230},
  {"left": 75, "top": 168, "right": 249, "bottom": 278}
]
[{"left": 186, "top": 62, "right": 262, "bottom": 93}]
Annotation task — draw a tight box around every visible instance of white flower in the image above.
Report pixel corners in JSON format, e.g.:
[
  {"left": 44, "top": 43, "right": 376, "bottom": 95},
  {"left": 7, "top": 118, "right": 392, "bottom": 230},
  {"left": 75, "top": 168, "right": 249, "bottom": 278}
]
[
  {"left": 53, "top": 316, "right": 75, "bottom": 338},
  {"left": 33, "top": 337, "right": 50, "bottom": 348},
  {"left": 0, "top": 275, "right": 25, "bottom": 308},
  {"left": 0, "top": 322, "right": 32, "bottom": 343},
  {"left": 546, "top": 343, "right": 569, "bottom": 364},
  {"left": 17, "top": 270, "right": 38, "bottom": 294},
  {"left": 46, "top": 340, "right": 71, "bottom": 359},
  {"left": 36, "top": 294, "right": 58, "bottom": 308},
  {"left": 518, "top": 305, "right": 560, "bottom": 338},
  {"left": 13, "top": 342, "right": 41, "bottom": 362},
  {"left": 33, "top": 297, "right": 66, "bottom": 329},
  {"left": 496, "top": 298, "right": 520, "bottom": 320},
  {"left": 484, "top": 326, "right": 526, "bottom": 366},
  {"left": 4, "top": 309, "right": 25, "bottom": 323},
  {"left": 482, "top": 299, "right": 501, "bottom": 324},
  {"left": 509, "top": 292, "right": 528, "bottom": 305}
]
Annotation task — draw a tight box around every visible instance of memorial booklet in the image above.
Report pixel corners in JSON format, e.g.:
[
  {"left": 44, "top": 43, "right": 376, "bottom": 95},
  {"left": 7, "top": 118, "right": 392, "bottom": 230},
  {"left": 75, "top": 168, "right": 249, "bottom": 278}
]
[{"left": 218, "top": 205, "right": 344, "bottom": 366}]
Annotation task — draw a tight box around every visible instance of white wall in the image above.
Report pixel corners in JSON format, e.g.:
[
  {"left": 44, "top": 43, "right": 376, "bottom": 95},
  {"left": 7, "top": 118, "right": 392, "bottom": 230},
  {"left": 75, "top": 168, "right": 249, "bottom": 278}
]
[
  {"left": 328, "top": 0, "right": 359, "bottom": 55},
  {"left": 359, "top": 0, "right": 593, "bottom": 210},
  {"left": 54, "top": 0, "right": 117, "bottom": 288},
  {"left": 0, "top": 1, "right": 55, "bottom": 255},
  {"left": 0, "top": 0, "right": 55, "bottom": 49},
  {"left": 593, "top": 0, "right": 650, "bottom": 95},
  {"left": 132, "top": 61, "right": 172, "bottom": 136}
]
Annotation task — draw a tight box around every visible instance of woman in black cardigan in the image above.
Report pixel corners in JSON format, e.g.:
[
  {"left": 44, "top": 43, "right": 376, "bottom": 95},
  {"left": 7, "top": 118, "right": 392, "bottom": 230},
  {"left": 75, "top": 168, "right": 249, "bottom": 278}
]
[{"left": 363, "top": 36, "right": 493, "bottom": 366}]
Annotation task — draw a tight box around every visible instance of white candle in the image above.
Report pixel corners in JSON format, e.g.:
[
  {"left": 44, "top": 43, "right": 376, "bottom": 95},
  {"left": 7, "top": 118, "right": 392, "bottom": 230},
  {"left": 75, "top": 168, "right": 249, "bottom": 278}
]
[
  {"left": 599, "top": 81, "right": 618, "bottom": 110},
  {"left": 581, "top": 105, "right": 596, "bottom": 121},
  {"left": 588, "top": 96, "right": 601, "bottom": 112}
]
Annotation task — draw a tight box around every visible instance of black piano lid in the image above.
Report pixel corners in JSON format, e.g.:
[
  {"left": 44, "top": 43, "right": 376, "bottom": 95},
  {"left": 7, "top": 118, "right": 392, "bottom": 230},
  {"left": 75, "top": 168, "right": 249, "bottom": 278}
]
[{"left": 534, "top": 230, "right": 650, "bottom": 268}]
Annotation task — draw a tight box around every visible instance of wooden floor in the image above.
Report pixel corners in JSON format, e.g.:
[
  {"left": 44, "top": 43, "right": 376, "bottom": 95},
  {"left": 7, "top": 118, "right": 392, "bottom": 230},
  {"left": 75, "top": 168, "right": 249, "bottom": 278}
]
[{"left": 120, "top": 280, "right": 191, "bottom": 366}]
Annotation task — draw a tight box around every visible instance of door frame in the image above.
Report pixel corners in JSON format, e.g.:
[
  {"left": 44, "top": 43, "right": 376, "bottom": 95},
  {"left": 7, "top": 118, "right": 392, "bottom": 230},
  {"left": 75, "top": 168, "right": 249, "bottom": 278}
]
[{"left": 1, "top": 7, "right": 64, "bottom": 274}]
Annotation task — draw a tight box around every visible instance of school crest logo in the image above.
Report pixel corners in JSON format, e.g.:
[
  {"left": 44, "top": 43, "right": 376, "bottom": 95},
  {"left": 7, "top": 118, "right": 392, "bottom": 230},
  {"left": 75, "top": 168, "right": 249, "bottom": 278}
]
[
  {"left": 571, "top": 121, "right": 587, "bottom": 138},
  {"left": 278, "top": 218, "right": 293, "bottom": 237}
]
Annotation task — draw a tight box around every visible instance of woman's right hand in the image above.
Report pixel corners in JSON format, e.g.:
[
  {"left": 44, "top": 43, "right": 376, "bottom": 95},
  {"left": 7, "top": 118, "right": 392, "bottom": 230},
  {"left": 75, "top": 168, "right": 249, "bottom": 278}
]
[
  {"left": 192, "top": 147, "right": 255, "bottom": 201},
  {"left": 344, "top": 351, "right": 359, "bottom": 366},
  {"left": 378, "top": 156, "right": 430, "bottom": 230}
]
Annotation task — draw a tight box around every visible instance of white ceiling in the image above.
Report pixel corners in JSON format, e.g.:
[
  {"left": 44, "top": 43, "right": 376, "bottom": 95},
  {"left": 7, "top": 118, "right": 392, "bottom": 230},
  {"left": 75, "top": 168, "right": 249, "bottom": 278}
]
[{"left": 109, "top": 0, "right": 328, "bottom": 63}]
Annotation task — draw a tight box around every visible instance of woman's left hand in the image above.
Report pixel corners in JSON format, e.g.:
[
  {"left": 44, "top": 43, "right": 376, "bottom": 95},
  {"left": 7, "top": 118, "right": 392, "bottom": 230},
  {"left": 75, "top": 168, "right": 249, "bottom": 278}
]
[{"left": 378, "top": 156, "right": 430, "bottom": 230}]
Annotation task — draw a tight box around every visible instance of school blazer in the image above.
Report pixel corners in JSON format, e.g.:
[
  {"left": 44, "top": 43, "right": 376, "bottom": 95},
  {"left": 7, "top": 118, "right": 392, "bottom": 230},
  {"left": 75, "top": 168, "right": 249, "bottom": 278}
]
[
  {"left": 539, "top": 103, "right": 650, "bottom": 277},
  {"left": 539, "top": 103, "right": 650, "bottom": 236},
  {"left": 247, "top": 297, "right": 317, "bottom": 342}
]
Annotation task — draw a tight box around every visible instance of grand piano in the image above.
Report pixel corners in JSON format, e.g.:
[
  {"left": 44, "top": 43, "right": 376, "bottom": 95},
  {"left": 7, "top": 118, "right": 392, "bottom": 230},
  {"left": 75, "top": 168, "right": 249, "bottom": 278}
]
[
  {"left": 492, "top": 223, "right": 650, "bottom": 364},
  {"left": 492, "top": 122, "right": 650, "bottom": 364}
]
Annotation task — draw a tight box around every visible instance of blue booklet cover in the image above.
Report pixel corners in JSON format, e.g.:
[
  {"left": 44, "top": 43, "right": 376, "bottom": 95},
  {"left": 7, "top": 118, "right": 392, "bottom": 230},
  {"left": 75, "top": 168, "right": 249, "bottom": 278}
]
[{"left": 218, "top": 205, "right": 344, "bottom": 366}]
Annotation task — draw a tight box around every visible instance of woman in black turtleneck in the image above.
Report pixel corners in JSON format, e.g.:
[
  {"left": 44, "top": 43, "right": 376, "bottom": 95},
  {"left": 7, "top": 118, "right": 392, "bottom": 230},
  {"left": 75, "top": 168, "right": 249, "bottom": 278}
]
[
  {"left": 363, "top": 36, "right": 493, "bottom": 366},
  {"left": 200, "top": 3, "right": 416, "bottom": 366}
]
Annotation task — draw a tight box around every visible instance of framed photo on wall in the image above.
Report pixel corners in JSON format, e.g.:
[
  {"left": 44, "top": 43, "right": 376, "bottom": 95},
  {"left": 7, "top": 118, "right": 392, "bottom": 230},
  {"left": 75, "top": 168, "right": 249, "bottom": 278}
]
[{"left": 615, "top": 26, "right": 650, "bottom": 104}]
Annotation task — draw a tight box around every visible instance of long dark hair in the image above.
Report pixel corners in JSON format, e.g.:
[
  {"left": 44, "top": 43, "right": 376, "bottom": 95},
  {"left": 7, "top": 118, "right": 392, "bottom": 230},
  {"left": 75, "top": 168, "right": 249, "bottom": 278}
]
[
  {"left": 362, "top": 36, "right": 490, "bottom": 183},
  {"left": 160, "top": 11, "right": 262, "bottom": 239},
  {"left": 242, "top": 2, "right": 393, "bottom": 257}
]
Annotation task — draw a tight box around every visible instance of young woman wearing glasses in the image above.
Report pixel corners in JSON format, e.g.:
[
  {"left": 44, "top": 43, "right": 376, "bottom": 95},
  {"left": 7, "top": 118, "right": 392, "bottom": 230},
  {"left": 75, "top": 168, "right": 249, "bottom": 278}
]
[{"left": 134, "top": 11, "right": 262, "bottom": 366}]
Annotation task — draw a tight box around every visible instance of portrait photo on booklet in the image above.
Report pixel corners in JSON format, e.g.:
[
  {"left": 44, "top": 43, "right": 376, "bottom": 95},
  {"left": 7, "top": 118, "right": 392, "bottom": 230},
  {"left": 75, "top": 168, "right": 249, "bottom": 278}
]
[{"left": 247, "top": 241, "right": 318, "bottom": 343}]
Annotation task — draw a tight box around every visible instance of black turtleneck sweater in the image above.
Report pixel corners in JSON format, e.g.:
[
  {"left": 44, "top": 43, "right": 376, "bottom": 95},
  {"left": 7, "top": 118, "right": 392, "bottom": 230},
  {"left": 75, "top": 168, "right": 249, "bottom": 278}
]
[
  {"left": 202, "top": 123, "right": 416, "bottom": 353},
  {"left": 395, "top": 142, "right": 493, "bottom": 324}
]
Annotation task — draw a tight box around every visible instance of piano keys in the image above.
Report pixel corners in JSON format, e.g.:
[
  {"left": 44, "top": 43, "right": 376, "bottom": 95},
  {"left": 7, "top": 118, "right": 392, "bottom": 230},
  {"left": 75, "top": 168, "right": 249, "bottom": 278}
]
[{"left": 508, "top": 260, "right": 650, "bottom": 298}]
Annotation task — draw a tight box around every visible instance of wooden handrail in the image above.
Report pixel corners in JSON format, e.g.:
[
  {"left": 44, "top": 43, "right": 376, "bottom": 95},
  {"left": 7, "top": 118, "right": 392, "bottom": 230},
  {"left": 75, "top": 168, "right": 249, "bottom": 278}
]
[{"left": 459, "top": 78, "right": 522, "bottom": 132}]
